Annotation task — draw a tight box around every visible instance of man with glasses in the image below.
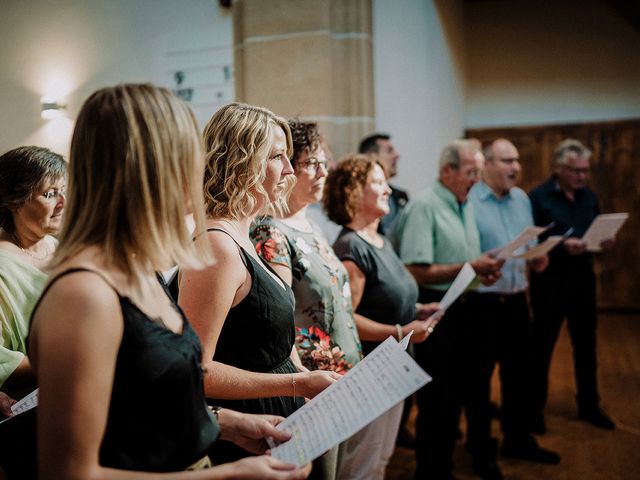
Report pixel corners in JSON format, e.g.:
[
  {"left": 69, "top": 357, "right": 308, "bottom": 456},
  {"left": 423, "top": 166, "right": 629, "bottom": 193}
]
[
  {"left": 529, "top": 139, "right": 615, "bottom": 434},
  {"left": 395, "top": 139, "right": 504, "bottom": 480},
  {"left": 359, "top": 133, "right": 408, "bottom": 236},
  {"left": 468, "top": 139, "right": 561, "bottom": 479}
]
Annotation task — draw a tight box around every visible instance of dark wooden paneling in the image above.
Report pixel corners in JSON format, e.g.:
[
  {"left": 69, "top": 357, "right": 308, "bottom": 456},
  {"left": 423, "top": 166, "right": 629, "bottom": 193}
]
[{"left": 465, "top": 119, "right": 640, "bottom": 310}]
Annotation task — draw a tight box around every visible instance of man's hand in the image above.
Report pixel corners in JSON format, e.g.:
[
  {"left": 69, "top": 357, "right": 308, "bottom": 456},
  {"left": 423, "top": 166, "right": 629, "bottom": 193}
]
[
  {"left": 528, "top": 254, "right": 549, "bottom": 273},
  {"left": 471, "top": 254, "right": 504, "bottom": 276},
  {"left": 600, "top": 237, "right": 616, "bottom": 251},
  {"left": 478, "top": 271, "right": 502, "bottom": 286},
  {"left": 218, "top": 409, "right": 292, "bottom": 454},
  {"left": 564, "top": 237, "right": 587, "bottom": 255}
]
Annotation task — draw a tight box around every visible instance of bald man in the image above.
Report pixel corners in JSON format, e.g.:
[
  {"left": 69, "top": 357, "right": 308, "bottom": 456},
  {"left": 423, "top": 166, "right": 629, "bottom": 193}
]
[{"left": 468, "top": 139, "right": 560, "bottom": 478}]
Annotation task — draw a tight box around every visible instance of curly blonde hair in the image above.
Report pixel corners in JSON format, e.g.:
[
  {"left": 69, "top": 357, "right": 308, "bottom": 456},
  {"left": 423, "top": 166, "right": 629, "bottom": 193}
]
[
  {"left": 323, "top": 153, "right": 385, "bottom": 226},
  {"left": 202, "top": 103, "right": 293, "bottom": 220}
]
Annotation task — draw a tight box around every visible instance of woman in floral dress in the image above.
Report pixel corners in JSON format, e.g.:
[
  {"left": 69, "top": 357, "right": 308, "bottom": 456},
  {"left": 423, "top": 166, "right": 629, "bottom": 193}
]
[{"left": 252, "top": 121, "right": 386, "bottom": 479}]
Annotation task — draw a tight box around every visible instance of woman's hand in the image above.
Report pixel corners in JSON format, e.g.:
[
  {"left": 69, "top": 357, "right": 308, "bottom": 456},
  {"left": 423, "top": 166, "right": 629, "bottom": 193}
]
[
  {"left": 0, "top": 391, "right": 16, "bottom": 417},
  {"left": 226, "top": 456, "right": 312, "bottom": 480},
  {"left": 296, "top": 370, "right": 340, "bottom": 399},
  {"left": 218, "top": 409, "right": 292, "bottom": 454},
  {"left": 415, "top": 302, "right": 441, "bottom": 320}
]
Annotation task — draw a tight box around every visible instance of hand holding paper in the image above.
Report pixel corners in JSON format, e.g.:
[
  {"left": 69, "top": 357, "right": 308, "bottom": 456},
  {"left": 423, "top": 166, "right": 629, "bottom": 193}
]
[
  {"left": 268, "top": 338, "right": 431, "bottom": 467},
  {"left": 581, "top": 213, "right": 628, "bottom": 252}
]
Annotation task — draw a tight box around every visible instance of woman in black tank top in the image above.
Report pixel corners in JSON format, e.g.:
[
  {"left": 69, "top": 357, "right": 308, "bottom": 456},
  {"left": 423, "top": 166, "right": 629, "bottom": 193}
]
[
  {"left": 179, "top": 104, "right": 339, "bottom": 464},
  {"left": 27, "top": 85, "right": 310, "bottom": 479}
]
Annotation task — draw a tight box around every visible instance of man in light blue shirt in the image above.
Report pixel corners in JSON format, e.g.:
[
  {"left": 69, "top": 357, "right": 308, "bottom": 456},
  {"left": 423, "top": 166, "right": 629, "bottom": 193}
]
[{"left": 469, "top": 138, "right": 559, "bottom": 468}]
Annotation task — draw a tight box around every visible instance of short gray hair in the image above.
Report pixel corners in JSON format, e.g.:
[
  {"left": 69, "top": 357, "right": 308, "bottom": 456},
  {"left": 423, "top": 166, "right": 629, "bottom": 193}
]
[
  {"left": 438, "top": 139, "right": 479, "bottom": 170},
  {"left": 553, "top": 139, "right": 591, "bottom": 166}
]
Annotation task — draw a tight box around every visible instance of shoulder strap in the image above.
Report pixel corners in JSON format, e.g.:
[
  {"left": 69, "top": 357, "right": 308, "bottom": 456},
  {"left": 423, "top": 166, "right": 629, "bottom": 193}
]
[
  {"left": 29, "top": 268, "right": 120, "bottom": 332},
  {"left": 206, "top": 227, "right": 250, "bottom": 269}
]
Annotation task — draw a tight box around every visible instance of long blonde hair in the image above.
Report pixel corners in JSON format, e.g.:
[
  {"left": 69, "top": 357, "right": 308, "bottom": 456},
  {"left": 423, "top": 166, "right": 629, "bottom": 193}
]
[
  {"left": 51, "top": 84, "right": 210, "bottom": 280},
  {"left": 202, "top": 102, "right": 293, "bottom": 220}
]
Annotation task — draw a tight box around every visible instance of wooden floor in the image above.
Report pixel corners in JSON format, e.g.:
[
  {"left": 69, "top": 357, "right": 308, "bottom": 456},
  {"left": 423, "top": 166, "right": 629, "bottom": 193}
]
[{"left": 386, "top": 312, "right": 640, "bottom": 480}]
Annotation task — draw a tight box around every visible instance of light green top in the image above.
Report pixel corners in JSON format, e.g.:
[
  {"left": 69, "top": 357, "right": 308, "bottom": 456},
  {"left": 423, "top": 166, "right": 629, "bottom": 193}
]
[
  {"left": 0, "top": 249, "right": 47, "bottom": 387},
  {"left": 394, "top": 180, "right": 481, "bottom": 291}
]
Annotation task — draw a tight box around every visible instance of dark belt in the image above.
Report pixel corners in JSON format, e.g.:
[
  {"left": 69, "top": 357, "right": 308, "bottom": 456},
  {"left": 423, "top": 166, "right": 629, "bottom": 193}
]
[{"left": 480, "top": 291, "right": 526, "bottom": 304}]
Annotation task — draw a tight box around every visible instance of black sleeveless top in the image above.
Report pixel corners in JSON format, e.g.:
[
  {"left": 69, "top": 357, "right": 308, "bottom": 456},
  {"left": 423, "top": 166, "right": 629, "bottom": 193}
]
[
  {"left": 31, "top": 268, "right": 219, "bottom": 472},
  {"left": 205, "top": 229, "right": 302, "bottom": 462}
]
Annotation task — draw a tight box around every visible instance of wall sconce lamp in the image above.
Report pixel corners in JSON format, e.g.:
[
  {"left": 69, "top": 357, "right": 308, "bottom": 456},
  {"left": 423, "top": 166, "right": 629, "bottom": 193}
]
[{"left": 41, "top": 96, "right": 66, "bottom": 119}]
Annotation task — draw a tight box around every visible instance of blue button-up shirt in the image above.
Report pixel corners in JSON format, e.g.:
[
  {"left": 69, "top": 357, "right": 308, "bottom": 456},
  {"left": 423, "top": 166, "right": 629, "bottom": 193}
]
[{"left": 468, "top": 181, "right": 535, "bottom": 294}]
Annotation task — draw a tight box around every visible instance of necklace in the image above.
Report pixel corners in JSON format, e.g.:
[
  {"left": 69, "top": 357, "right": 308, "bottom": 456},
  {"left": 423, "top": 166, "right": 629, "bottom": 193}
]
[{"left": 9, "top": 231, "right": 52, "bottom": 260}]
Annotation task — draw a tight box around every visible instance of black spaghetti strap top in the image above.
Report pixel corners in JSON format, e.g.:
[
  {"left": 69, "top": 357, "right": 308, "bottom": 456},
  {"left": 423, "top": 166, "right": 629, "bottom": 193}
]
[
  {"left": 204, "top": 229, "right": 302, "bottom": 463},
  {"left": 31, "top": 268, "right": 219, "bottom": 472}
]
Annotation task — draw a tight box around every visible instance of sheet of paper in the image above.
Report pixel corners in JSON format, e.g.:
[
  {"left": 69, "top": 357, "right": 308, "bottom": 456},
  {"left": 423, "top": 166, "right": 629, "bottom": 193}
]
[
  {"left": 0, "top": 388, "right": 38, "bottom": 425},
  {"left": 491, "top": 223, "right": 554, "bottom": 260},
  {"left": 11, "top": 388, "right": 38, "bottom": 415},
  {"left": 513, "top": 227, "right": 573, "bottom": 260},
  {"left": 581, "top": 213, "right": 629, "bottom": 252},
  {"left": 435, "top": 262, "right": 476, "bottom": 313},
  {"left": 399, "top": 330, "right": 414, "bottom": 350},
  {"left": 514, "top": 236, "right": 563, "bottom": 260},
  {"left": 269, "top": 337, "right": 431, "bottom": 467}
]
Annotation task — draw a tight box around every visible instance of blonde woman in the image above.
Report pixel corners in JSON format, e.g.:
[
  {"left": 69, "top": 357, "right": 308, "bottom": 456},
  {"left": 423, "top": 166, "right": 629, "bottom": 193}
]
[
  {"left": 179, "top": 104, "right": 339, "bottom": 465},
  {"left": 29, "top": 85, "right": 310, "bottom": 479}
]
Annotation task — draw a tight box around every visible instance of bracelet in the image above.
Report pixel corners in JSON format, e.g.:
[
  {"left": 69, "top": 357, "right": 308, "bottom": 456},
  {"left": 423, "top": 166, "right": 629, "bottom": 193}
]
[
  {"left": 209, "top": 405, "right": 222, "bottom": 422},
  {"left": 291, "top": 373, "right": 297, "bottom": 398},
  {"left": 395, "top": 323, "right": 403, "bottom": 342}
]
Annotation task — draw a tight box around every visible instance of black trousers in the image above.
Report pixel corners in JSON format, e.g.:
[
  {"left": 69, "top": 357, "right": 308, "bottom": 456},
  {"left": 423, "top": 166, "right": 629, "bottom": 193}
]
[
  {"left": 530, "top": 271, "right": 599, "bottom": 418},
  {"left": 474, "top": 291, "right": 534, "bottom": 441},
  {"left": 414, "top": 289, "right": 490, "bottom": 479}
]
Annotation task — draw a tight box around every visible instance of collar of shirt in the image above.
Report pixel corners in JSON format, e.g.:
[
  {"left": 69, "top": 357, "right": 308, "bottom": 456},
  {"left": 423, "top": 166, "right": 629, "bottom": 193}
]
[{"left": 434, "top": 179, "right": 466, "bottom": 217}]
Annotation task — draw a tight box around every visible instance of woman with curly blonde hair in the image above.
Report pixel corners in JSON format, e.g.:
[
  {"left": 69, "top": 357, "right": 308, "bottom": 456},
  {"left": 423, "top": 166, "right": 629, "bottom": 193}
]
[{"left": 179, "top": 103, "right": 339, "bottom": 465}]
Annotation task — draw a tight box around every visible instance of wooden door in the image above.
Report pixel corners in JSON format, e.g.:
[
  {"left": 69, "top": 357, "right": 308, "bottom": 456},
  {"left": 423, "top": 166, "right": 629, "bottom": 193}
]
[{"left": 466, "top": 119, "right": 640, "bottom": 310}]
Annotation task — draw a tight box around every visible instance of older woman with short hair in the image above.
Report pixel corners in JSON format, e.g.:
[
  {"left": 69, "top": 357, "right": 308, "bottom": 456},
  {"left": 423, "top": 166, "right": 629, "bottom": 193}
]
[
  {"left": 325, "top": 154, "right": 440, "bottom": 479},
  {"left": 0, "top": 146, "right": 66, "bottom": 396}
]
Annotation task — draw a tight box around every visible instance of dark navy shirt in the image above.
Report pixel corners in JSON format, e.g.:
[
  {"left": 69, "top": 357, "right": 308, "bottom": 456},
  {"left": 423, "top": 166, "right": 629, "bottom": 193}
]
[{"left": 528, "top": 176, "right": 600, "bottom": 279}]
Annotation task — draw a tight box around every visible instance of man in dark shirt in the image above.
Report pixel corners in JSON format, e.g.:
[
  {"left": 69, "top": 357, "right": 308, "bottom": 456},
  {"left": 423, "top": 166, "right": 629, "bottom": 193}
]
[
  {"left": 529, "top": 139, "right": 615, "bottom": 434},
  {"left": 359, "top": 133, "right": 409, "bottom": 236}
]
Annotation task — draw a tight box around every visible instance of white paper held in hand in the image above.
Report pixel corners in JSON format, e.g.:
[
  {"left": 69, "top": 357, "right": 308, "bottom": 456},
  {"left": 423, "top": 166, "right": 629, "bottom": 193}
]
[
  {"left": 581, "top": 213, "right": 628, "bottom": 252},
  {"left": 434, "top": 262, "right": 476, "bottom": 313},
  {"left": 268, "top": 337, "right": 431, "bottom": 467}
]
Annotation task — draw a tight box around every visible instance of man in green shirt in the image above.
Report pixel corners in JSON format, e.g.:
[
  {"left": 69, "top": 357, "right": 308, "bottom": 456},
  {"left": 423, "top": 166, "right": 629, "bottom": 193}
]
[{"left": 395, "top": 139, "right": 503, "bottom": 480}]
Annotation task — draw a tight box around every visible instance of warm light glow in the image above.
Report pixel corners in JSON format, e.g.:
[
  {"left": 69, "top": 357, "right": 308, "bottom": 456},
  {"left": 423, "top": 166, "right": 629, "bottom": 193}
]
[{"left": 40, "top": 95, "right": 66, "bottom": 120}]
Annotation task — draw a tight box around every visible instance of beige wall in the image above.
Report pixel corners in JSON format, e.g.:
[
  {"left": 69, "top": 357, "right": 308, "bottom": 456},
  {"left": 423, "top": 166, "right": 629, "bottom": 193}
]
[
  {"left": 373, "top": 0, "right": 466, "bottom": 197},
  {"left": 233, "top": 0, "right": 375, "bottom": 160},
  {"left": 465, "top": 0, "right": 640, "bottom": 128},
  {"left": 0, "top": 0, "right": 232, "bottom": 156}
]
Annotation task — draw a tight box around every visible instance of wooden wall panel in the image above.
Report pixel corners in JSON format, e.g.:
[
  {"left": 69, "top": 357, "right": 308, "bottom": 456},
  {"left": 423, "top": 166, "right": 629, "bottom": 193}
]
[{"left": 466, "top": 119, "right": 640, "bottom": 310}]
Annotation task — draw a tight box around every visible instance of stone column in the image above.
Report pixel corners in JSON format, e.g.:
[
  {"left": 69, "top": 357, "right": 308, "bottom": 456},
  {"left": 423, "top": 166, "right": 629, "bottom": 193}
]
[{"left": 233, "top": 0, "right": 374, "bottom": 159}]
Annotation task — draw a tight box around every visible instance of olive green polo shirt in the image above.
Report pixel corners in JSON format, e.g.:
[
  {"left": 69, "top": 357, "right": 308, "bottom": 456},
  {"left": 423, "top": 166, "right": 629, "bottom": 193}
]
[{"left": 395, "top": 180, "right": 481, "bottom": 291}]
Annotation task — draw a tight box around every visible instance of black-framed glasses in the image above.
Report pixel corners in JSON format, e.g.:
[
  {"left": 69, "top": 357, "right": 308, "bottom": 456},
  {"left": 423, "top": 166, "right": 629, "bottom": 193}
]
[{"left": 297, "top": 157, "right": 328, "bottom": 173}]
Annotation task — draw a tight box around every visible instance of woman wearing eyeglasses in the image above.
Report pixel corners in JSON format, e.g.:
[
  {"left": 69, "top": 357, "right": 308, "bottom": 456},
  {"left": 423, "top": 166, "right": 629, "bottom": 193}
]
[
  {"left": 250, "top": 121, "right": 373, "bottom": 479},
  {"left": 0, "top": 146, "right": 66, "bottom": 397}
]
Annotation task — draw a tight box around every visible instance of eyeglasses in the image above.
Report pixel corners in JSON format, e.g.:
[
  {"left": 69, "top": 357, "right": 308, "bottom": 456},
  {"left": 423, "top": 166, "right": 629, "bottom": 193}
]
[
  {"left": 42, "top": 189, "right": 66, "bottom": 201},
  {"left": 562, "top": 165, "right": 589, "bottom": 175},
  {"left": 297, "top": 157, "right": 328, "bottom": 173}
]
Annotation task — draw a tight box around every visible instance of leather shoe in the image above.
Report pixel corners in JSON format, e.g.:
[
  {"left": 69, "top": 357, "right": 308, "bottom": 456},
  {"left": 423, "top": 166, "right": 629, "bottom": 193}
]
[
  {"left": 501, "top": 436, "right": 560, "bottom": 465},
  {"left": 472, "top": 459, "right": 503, "bottom": 480},
  {"left": 578, "top": 406, "right": 615, "bottom": 430}
]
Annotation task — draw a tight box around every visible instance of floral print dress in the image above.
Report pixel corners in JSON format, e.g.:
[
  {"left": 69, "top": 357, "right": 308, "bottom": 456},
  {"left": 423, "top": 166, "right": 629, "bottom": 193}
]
[{"left": 251, "top": 216, "right": 362, "bottom": 373}]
